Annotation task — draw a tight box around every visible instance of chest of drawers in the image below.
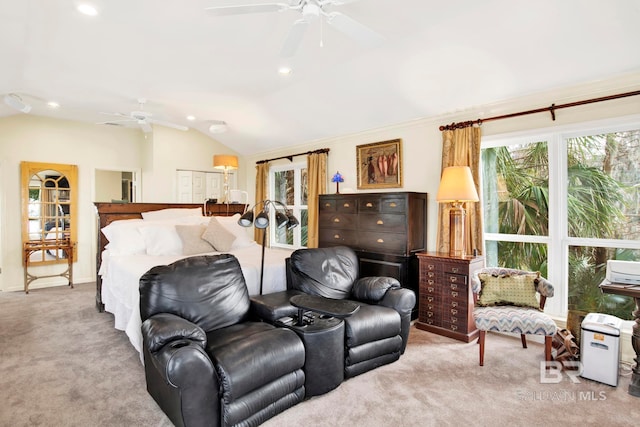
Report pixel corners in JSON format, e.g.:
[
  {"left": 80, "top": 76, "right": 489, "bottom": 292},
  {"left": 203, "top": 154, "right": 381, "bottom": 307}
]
[
  {"left": 318, "top": 192, "right": 427, "bottom": 318},
  {"left": 415, "top": 252, "right": 484, "bottom": 342}
]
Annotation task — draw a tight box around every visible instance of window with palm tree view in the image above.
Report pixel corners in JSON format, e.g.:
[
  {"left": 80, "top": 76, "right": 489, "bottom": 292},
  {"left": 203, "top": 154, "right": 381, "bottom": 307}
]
[
  {"left": 270, "top": 163, "right": 308, "bottom": 248},
  {"left": 482, "top": 119, "right": 640, "bottom": 321}
]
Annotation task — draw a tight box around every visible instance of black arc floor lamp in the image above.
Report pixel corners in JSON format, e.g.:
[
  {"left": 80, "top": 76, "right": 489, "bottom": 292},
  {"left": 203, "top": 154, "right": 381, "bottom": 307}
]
[{"left": 238, "top": 200, "right": 299, "bottom": 294}]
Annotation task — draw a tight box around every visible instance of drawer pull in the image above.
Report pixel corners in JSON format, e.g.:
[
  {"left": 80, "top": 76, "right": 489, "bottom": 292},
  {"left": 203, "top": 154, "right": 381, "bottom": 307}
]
[
  {"left": 451, "top": 291, "right": 458, "bottom": 298},
  {"left": 451, "top": 301, "right": 458, "bottom": 308},
  {"left": 450, "top": 325, "right": 458, "bottom": 331},
  {"left": 377, "top": 238, "right": 384, "bottom": 243},
  {"left": 389, "top": 202, "right": 397, "bottom": 208},
  {"left": 427, "top": 264, "right": 435, "bottom": 270},
  {"left": 428, "top": 272, "right": 435, "bottom": 278},
  {"left": 451, "top": 283, "right": 458, "bottom": 290},
  {"left": 451, "top": 309, "right": 458, "bottom": 315},
  {"left": 376, "top": 220, "right": 384, "bottom": 225},
  {"left": 427, "top": 280, "right": 434, "bottom": 285},
  {"left": 427, "top": 312, "right": 434, "bottom": 318},
  {"left": 427, "top": 296, "right": 434, "bottom": 302},
  {"left": 333, "top": 218, "right": 340, "bottom": 223},
  {"left": 452, "top": 267, "right": 459, "bottom": 273},
  {"left": 449, "top": 276, "right": 458, "bottom": 283},
  {"left": 325, "top": 203, "right": 331, "bottom": 207},
  {"left": 343, "top": 203, "right": 350, "bottom": 208},
  {"left": 333, "top": 234, "right": 340, "bottom": 239},
  {"left": 427, "top": 319, "right": 434, "bottom": 325},
  {"left": 366, "top": 202, "right": 373, "bottom": 208},
  {"left": 427, "top": 287, "right": 434, "bottom": 293},
  {"left": 451, "top": 317, "right": 458, "bottom": 323}
]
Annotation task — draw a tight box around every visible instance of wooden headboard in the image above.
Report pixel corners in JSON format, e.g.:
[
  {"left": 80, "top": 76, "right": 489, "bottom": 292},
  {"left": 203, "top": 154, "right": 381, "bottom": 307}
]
[{"left": 94, "top": 202, "right": 246, "bottom": 311}]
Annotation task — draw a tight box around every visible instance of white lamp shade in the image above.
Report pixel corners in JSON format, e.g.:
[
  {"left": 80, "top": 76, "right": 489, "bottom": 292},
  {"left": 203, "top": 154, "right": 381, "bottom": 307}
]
[{"left": 436, "top": 166, "right": 479, "bottom": 202}]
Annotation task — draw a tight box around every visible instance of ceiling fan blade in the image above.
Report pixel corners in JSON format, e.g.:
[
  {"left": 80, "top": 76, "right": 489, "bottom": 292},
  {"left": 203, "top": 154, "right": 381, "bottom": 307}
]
[
  {"left": 320, "top": 0, "right": 363, "bottom": 5},
  {"left": 138, "top": 120, "right": 153, "bottom": 133},
  {"left": 148, "top": 118, "right": 188, "bottom": 131},
  {"left": 96, "top": 119, "right": 134, "bottom": 125},
  {"left": 99, "top": 111, "right": 130, "bottom": 119},
  {"left": 205, "top": 3, "right": 290, "bottom": 16},
  {"left": 281, "top": 18, "right": 309, "bottom": 57},
  {"left": 326, "top": 11, "right": 385, "bottom": 47}
]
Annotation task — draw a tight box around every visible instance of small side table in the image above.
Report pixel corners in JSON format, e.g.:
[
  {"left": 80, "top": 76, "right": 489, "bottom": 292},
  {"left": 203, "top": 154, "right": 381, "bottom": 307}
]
[
  {"left": 289, "top": 294, "right": 360, "bottom": 325},
  {"left": 23, "top": 239, "right": 75, "bottom": 294},
  {"left": 600, "top": 280, "right": 640, "bottom": 397},
  {"left": 281, "top": 294, "right": 360, "bottom": 397}
]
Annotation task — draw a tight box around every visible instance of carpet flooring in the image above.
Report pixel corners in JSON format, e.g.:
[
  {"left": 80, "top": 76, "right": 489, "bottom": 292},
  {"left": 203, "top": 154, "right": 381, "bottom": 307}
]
[{"left": 1, "top": 282, "right": 638, "bottom": 426}]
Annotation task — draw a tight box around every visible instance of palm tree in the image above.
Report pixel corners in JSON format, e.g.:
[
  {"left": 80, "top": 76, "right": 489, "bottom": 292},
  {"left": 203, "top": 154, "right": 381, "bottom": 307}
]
[{"left": 483, "top": 131, "right": 638, "bottom": 320}]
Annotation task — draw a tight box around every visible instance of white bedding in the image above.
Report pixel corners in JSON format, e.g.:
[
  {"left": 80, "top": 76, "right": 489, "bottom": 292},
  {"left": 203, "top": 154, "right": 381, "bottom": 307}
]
[{"left": 100, "top": 243, "right": 292, "bottom": 357}]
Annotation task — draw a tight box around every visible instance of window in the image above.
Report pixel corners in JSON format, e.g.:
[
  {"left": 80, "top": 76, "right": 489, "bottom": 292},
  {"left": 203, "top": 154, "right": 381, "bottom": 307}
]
[
  {"left": 481, "top": 117, "right": 640, "bottom": 320},
  {"left": 269, "top": 162, "right": 308, "bottom": 248}
]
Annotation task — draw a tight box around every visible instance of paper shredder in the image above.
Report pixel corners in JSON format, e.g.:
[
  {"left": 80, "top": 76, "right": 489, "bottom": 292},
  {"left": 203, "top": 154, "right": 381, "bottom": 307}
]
[{"left": 580, "top": 313, "right": 622, "bottom": 386}]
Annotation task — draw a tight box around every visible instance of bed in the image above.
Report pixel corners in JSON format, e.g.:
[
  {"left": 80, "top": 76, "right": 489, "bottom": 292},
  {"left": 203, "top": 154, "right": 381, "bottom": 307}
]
[{"left": 94, "top": 202, "right": 293, "bottom": 356}]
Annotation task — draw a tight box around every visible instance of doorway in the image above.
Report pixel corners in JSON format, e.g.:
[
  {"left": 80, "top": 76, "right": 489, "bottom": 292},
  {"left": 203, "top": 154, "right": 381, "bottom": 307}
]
[{"left": 94, "top": 169, "right": 140, "bottom": 203}]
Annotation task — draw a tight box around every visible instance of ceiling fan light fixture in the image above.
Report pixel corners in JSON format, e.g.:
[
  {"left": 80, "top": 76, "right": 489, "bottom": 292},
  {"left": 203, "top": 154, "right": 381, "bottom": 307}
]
[
  {"left": 209, "top": 121, "right": 228, "bottom": 134},
  {"left": 4, "top": 93, "right": 31, "bottom": 113}
]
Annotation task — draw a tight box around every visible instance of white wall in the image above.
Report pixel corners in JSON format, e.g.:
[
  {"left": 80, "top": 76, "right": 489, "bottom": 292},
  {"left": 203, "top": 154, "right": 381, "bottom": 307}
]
[
  {"left": 0, "top": 115, "right": 241, "bottom": 292},
  {"left": 242, "top": 72, "right": 640, "bottom": 252},
  {"left": 1, "top": 73, "right": 638, "bottom": 293},
  {"left": 94, "top": 170, "right": 124, "bottom": 202}
]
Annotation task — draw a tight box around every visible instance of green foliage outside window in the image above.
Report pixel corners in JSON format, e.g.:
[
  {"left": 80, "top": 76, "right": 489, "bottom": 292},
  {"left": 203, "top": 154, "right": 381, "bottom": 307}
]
[{"left": 483, "top": 129, "right": 640, "bottom": 320}]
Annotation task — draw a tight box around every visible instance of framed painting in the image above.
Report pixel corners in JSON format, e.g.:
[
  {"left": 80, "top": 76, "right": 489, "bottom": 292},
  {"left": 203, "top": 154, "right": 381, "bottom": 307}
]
[{"left": 356, "top": 139, "right": 403, "bottom": 189}]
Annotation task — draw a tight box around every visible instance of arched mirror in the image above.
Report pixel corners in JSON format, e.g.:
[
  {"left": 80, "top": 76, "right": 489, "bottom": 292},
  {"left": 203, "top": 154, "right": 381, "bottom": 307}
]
[{"left": 21, "top": 162, "right": 78, "bottom": 264}]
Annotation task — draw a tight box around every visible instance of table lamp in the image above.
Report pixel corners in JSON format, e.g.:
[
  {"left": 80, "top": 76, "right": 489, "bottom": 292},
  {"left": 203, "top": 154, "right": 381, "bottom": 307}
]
[
  {"left": 436, "top": 166, "right": 479, "bottom": 257},
  {"left": 213, "top": 154, "right": 238, "bottom": 203}
]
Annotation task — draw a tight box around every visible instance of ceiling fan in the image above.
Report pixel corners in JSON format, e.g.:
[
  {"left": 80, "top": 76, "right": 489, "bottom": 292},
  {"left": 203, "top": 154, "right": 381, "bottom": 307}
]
[
  {"left": 205, "top": 0, "right": 385, "bottom": 57},
  {"left": 98, "top": 98, "right": 188, "bottom": 133}
]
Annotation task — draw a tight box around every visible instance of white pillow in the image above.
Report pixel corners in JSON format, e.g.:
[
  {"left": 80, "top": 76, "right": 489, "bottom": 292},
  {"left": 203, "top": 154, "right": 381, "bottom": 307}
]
[
  {"left": 101, "top": 219, "right": 147, "bottom": 256},
  {"left": 141, "top": 208, "right": 202, "bottom": 221},
  {"left": 138, "top": 223, "right": 183, "bottom": 256},
  {"left": 215, "top": 214, "right": 255, "bottom": 249}
]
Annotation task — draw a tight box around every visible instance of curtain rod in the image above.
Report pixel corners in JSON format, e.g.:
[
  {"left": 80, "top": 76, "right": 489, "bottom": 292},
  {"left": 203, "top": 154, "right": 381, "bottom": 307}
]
[
  {"left": 256, "top": 148, "right": 330, "bottom": 164},
  {"left": 439, "top": 89, "right": 640, "bottom": 131}
]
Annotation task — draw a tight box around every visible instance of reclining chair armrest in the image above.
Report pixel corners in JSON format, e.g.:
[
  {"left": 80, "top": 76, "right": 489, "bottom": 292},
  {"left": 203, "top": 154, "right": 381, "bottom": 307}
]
[
  {"left": 352, "top": 276, "right": 401, "bottom": 303},
  {"left": 142, "top": 312, "right": 207, "bottom": 353},
  {"left": 143, "top": 332, "right": 220, "bottom": 427},
  {"left": 379, "top": 287, "right": 416, "bottom": 317},
  {"left": 250, "top": 290, "right": 303, "bottom": 323},
  {"left": 380, "top": 287, "right": 416, "bottom": 355}
]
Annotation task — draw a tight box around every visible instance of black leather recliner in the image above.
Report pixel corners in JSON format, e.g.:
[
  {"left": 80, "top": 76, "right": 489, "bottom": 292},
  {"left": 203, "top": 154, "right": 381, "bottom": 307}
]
[
  {"left": 251, "top": 246, "right": 416, "bottom": 379},
  {"left": 139, "top": 254, "right": 306, "bottom": 427}
]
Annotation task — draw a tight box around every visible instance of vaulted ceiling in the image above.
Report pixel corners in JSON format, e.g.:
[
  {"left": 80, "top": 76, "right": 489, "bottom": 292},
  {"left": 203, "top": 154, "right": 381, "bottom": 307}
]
[{"left": 1, "top": 0, "right": 639, "bottom": 154}]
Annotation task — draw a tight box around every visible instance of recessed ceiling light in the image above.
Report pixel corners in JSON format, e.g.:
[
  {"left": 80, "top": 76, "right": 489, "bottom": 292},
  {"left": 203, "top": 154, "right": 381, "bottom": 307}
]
[
  {"left": 77, "top": 3, "right": 98, "bottom": 16},
  {"left": 47, "top": 101, "right": 60, "bottom": 109},
  {"left": 186, "top": 115, "right": 196, "bottom": 121},
  {"left": 278, "top": 67, "right": 292, "bottom": 75}
]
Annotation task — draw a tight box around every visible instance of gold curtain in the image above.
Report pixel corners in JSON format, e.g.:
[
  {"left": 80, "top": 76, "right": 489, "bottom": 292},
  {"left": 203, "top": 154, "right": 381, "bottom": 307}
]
[
  {"left": 254, "top": 162, "right": 269, "bottom": 244},
  {"left": 306, "top": 151, "right": 328, "bottom": 248},
  {"left": 436, "top": 126, "right": 483, "bottom": 256}
]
